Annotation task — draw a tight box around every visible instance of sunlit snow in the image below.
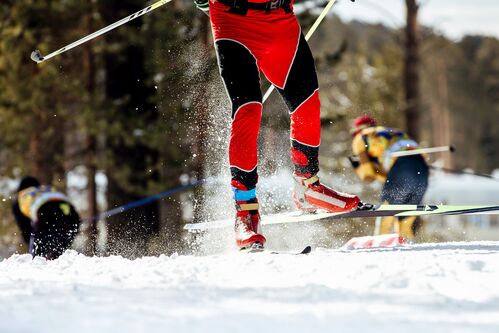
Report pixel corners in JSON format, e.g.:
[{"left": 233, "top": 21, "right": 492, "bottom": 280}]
[{"left": 1, "top": 242, "right": 499, "bottom": 333}]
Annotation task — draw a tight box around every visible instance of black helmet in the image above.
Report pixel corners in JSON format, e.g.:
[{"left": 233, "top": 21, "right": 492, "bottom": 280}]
[{"left": 18, "top": 176, "right": 40, "bottom": 192}]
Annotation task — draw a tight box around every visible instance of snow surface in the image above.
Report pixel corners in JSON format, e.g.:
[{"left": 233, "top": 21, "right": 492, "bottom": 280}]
[{"left": 2, "top": 242, "right": 499, "bottom": 333}]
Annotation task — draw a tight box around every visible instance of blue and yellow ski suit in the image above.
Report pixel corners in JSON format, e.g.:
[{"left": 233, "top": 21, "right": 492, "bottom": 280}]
[{"left": 352, "top": 126, "right": 429, "bottom": 239}]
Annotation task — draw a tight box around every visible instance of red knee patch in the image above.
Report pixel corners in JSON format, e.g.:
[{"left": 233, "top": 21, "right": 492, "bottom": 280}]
[
  {"left": 290, "top": 90, "right": 321, "bottom": 147},
  {"left": 291, "top": 148, "right": 308, "bottom": 166},
  {"left": 229, "top": 102, "right": 262, "bottom": 171}
]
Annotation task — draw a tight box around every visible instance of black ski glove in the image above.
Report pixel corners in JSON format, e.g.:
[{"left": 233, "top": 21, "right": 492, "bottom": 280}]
[{"left": 348, "top": 156, "right": 360, "bottom": 169}]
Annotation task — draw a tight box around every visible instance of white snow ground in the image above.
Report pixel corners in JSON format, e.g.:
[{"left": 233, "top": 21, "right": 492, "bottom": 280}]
[{"left": 1, "top": 242, "right": 499, "bottom": 333}]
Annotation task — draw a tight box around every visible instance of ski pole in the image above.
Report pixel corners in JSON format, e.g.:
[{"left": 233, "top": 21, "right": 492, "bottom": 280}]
[
  {"left": 84, "top": 179, "right": 206, "bottom": 224},
  {"left": 262, "top": 0, "right": 346, "bottom": 102},
  {"left": 31, "top": 0, "right": 173, "bottom": 64},
  {"left": 390, "top": 145, "right": 455, "bottom": 157}
]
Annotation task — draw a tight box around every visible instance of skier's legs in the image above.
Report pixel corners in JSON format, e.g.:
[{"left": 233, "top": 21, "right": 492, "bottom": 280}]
[
  {"left": 379, "top": 155, "right": 429, "bottom": 239},
  {"left": 33, "top": 201, "right": 79, "bottom": 259},
  {"left": 406, "top": 155, "right": 429, "bottom": 204},
  {"left": 270, "top": 33, "right": 321, "bottom": 176},
  {"left": 381, "top": 155, "right": 428, "bottom": 204},
  {"left": 375, "top": 215, "right": 398, "bottom": 235},
  {"left": 263, "top": 34, "right": 359, "bottom": 212},
  {"left": 214, "top": 39, "right": 266, "bottom": 248},
  {"left": 405, "top": 155, "right": 429, "bottom": 237},
  {"left": 378, "top": 160, "right": 409, "bottom": 237},
  {"left": 215, "top": 39, "right": 263, "bottom": 191}
]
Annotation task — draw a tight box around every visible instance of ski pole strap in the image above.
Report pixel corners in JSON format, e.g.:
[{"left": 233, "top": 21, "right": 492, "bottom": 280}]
[
  {"left": 236, "top": 203, "right": 260, "bottom": 211},
  {"left": 218, "top": 0, "right": 292, "bottom": 16}
]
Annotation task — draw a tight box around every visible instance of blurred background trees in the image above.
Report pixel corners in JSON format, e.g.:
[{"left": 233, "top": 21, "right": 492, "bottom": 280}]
[{"left": 1, "top": 0, "right": 498, "bottom": 258}]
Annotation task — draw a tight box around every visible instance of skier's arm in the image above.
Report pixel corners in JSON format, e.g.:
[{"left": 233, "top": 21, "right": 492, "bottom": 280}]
[
  {"left": 193, "top": 0, "right": 210, "bottom": 15},
  {"left": 12, "top": 201, "right": 33, "bottom": 244},
  {"left": 351, "top": 135, "right": 378, "bottom": 183}
]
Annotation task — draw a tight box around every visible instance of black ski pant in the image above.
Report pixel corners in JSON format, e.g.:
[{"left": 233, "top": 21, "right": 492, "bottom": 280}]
[
  {"left": 30, "top": 201, "right": 80, "bottom": 259},
  {"left": 381, "top": 155, "right": 429, "bottom": 235},
  {"left": 381, "top": 155, "right": 429, "bottom": 204}
]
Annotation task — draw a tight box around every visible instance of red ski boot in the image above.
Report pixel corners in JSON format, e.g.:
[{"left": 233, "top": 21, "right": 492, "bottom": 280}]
[
  {"left": 234, "top": 200, "right": 266, "bottom": 249},
  {"left": 293, "top": 174, "right": 360, "bottom": 213}
]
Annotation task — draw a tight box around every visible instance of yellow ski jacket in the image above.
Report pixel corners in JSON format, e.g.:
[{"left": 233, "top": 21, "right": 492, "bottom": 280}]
[{"left": 351, "top": 126, "right": 419, "bottom": 183}]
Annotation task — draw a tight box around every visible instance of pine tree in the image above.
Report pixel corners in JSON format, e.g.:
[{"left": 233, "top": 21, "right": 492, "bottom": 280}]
[{"left": 0, "top": 1, "right": 84, "bottom": 182}]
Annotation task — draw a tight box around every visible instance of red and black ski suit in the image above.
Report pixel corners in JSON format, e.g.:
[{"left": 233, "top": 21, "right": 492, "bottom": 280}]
[{"left": 210, "top": 0, "right": 321, "bottom": 191}]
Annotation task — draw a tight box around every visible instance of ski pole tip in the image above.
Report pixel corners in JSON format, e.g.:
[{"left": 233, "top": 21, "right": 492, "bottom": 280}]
[
  {"left": 30, "top": 50, "right": 44, "bottom": 63},
  {"left": 449, "top": 144, "right": 456, "bottom": 153}
]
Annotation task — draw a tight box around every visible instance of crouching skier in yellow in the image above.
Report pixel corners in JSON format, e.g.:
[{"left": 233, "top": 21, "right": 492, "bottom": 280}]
[
  {"left": 12, "top": 176, "right": 81, "bottom": 259},
  {"left": 349, "top": 116, "right": 429, "bottom": 241}
]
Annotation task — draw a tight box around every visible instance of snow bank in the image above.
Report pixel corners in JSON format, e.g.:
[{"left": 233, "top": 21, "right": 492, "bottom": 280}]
[
  {"left": 1, "top": 242, "right": 499, "bottom": 333},
  {"left": 426, "top": 170, "right": 499, "bottom": 205}
]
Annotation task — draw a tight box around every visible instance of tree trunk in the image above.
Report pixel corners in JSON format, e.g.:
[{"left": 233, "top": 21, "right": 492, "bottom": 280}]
[
  {"left": 404, "top": 0, "right": 421, "bottom": 141},
  {"left": 29, "top": 117, "right": 52, "bottom": 184},
  {"left": 29, "top": 106, "right": 64, "bottom": 184},
  {"left": 83, "top": 7, "right": 99, "bottom": 256}
]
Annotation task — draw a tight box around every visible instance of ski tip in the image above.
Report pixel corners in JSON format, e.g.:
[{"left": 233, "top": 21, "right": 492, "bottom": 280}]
[
  {"left": 301, "top": 246, "right": 312, "bottom": 254},
  {"left": 269, "top": 246, "right": 312, "bottom": 255},
  {"left": 30, "top": 50, "right": 44, "bottom": 63}
]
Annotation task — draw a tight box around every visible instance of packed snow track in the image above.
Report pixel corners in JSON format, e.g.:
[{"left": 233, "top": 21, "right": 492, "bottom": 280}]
[{"left": 1, "top": 242, "right": 499, "bottom": 333}]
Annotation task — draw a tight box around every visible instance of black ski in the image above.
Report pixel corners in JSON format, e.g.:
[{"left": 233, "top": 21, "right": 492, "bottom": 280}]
[
  {"left": 240, "top": 244, "right": 312, "bottom": 255},
  {"left": 269, "top": 245, "right": 312, "bottom": 255}
]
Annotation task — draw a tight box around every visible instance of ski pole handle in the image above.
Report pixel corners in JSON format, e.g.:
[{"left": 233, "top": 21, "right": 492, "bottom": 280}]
[
  {"left": 390, "top": 145, "right": 455, "bottom": 157},
  {"left": 31, "top": 0, "right": 173, "bottom": 64},
  {"left": 348, "top": 156, "right": 360, "bottom": 169}
]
